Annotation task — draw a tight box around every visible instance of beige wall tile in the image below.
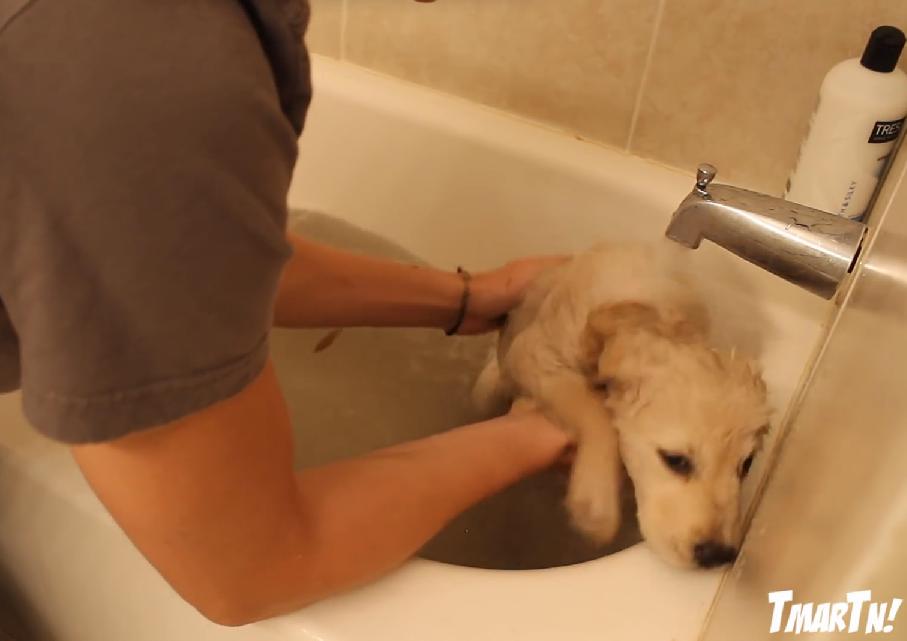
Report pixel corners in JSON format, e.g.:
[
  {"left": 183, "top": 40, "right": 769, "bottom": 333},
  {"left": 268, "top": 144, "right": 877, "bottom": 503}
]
[
  {"left": 306, "top": 0, "right": 343, "bottom": 57},
  {"left": 632, "top": 0, "right": 907, "bottom": 194},
  {"left": 344, "top": 0, "right": 661, "bottom": 149}
]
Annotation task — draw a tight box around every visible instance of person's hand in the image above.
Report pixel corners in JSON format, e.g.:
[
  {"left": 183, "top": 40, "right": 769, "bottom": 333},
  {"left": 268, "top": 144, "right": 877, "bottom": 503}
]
[
  {"left": 456, "top": 255, "right": 568, "bottom": 335},
  {"left": 506, "top": 399, "right": 577, "bottom": 466}
]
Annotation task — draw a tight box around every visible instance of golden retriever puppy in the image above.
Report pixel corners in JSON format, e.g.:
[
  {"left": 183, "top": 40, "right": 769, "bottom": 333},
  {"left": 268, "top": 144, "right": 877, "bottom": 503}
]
[{"left": 473, "top": 243, "right": 770, "bottom": 568}]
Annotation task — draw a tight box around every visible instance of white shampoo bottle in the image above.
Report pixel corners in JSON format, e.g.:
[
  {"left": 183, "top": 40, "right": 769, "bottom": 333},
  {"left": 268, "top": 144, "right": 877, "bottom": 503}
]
[{"left": 786, "top": 26, "right": 907, "bottom": 220}]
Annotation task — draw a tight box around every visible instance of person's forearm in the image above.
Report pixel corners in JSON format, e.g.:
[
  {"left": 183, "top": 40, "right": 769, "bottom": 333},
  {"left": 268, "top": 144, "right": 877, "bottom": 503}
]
[
  {"left": 274, "top": 232, "right": 462, "bottom": 329},
  {"left": 72, "top": 362, "right": 569, "bottom": 627},
  {"left": 237, "top": 414, "right": 568, "bottom": 622}
]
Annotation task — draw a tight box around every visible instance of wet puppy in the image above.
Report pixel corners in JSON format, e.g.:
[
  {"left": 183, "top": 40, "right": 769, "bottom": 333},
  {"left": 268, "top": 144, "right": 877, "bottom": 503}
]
[{"left": 473, "top": 243, "right": 770, "bottom": 568}]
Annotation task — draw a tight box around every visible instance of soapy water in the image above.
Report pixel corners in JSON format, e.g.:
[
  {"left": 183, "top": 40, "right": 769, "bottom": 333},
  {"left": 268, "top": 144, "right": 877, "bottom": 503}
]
[{"left": 270, "top": 210, "right": 642, "bottom": 569}]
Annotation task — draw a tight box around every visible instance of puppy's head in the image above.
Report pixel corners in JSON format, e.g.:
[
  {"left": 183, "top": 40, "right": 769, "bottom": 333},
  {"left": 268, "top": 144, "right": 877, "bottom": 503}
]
[{"left": 581, "top": 302, "right": 770, "bottom": 569}]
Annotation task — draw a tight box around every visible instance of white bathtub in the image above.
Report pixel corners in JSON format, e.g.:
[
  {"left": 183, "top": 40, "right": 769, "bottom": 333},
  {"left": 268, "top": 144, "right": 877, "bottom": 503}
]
[{"left": 0, "top": 56, "right": 829, "bottom": 641}]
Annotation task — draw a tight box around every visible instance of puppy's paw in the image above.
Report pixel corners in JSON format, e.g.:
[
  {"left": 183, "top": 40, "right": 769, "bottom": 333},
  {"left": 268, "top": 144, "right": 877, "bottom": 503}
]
[{"left": 566, "top": 468, "right": 622, "bottom": 544}]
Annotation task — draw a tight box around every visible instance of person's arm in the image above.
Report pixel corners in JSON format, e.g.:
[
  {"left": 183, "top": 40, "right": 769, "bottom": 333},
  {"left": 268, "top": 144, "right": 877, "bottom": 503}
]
[
  {"left": 274, "top": 232, "right": 564, "bottom": 334},
  {"left": 72, "top": 360, "right": 569, "bottom": 626}
]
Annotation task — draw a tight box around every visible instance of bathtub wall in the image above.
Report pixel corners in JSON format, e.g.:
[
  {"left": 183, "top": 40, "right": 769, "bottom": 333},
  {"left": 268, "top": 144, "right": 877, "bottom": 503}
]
[
  {"left": 698, "top": 139, "right": 907, "bottom": 639},
  {"left": 305, "top": 0, "right": 907, "bottom": 195}
]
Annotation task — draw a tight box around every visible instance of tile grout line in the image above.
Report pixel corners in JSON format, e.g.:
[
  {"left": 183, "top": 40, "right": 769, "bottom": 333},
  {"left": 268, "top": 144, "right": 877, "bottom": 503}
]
[
  {"left": 625, "top": 0, "right": 666, "bottom": 152},
  {"left": 339, "top": 0, "right": 349, "bottom": 59}
]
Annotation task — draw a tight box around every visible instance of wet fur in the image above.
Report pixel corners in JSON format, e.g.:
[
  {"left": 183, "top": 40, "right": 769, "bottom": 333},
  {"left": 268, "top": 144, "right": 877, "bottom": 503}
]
[{"left": 473, "top": 243, "right": 770, "bottom": 567}]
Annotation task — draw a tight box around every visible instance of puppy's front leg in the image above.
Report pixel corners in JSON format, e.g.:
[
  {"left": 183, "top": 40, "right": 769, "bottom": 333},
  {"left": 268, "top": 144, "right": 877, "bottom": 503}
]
[
  {"left": 540, "top": 374, "right": 623, "bottom": 544},
  {"left": 502, "top": 332, "right": 622, "bottom": 542}
]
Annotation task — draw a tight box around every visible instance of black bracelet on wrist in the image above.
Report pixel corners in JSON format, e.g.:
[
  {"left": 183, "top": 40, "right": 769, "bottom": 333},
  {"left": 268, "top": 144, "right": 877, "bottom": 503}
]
[{"left": 444, "top": 267, "right": 472, "bottom": 336}]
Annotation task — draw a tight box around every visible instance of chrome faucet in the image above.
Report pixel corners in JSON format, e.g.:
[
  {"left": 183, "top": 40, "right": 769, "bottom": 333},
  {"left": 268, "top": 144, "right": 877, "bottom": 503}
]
[{"left": 665, "top": 163, "right": 868, "bottom": 299}]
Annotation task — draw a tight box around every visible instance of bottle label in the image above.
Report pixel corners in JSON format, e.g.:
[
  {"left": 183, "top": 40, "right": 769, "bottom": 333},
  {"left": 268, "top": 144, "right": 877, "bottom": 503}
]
[{"left": 867, "top": 117, "right": 905, "bottom": 143}]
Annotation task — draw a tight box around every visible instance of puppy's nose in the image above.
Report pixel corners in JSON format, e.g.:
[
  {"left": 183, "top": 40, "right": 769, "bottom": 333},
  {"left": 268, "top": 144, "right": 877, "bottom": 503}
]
[{"left": 693, "top": 540, "right": 737, "bottom": 568}]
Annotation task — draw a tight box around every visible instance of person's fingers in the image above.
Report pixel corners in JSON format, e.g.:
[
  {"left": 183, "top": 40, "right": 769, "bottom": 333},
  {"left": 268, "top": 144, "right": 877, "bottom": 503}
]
[
  {"left": 452, "top": 255, "right": 569, "bottom": 335},
  {"left": 503, "top": 255, "right": 569, "bottom": 299}
]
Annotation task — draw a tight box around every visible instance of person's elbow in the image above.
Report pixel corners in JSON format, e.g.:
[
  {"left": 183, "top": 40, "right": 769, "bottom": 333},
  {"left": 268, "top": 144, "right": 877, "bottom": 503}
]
[
  {"left": 176, "top": 549, "right": 324, "bottom": 626},
  {"left": 193, "top": 593, "right": 267, "bottom": 628},
  {"left": 189, "top": 581, "right": 321, "bottom": 627}
]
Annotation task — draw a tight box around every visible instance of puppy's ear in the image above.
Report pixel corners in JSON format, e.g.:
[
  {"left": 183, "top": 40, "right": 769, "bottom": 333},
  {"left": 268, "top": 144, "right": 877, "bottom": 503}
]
[
  {"left": 580, "top": 302, "right": 651, "bottom": 370},
  {"left": 578, "top": 322, "right": 605, "bottom": 378},
  {"left": 579, "top": 302, "right": 662, "bottom": 398},
  {"left": 587, "top": 301, "right": 706, "bottom": 342},
  {"left": 722, "top": 351, "right": 769, "bottom": 399},
  {"left": 726, "top": 353, "right": 771, "bottom": 426},
  {"left": 587, "top": 301, "right": 662, "bottom": 337},
  {"left": 582, "top": 300, "right": 707, "bottom": 359},
  {"left": 581, "top": 301, "right": 707, "bottom": 411}
]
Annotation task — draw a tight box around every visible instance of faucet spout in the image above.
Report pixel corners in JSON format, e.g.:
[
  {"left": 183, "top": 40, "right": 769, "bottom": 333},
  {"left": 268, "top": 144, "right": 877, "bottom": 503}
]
[{"left": 666, "top": 164, "right": 867, "bottom": 299}]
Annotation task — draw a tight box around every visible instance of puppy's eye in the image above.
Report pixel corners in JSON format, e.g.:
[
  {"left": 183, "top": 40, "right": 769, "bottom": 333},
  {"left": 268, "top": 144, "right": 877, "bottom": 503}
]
[
  {"left": 658, "top": 449, "right": 693, "bottom": 477},
  {"left": 739, "top": 453, "right": 755, "bottom": 479}
]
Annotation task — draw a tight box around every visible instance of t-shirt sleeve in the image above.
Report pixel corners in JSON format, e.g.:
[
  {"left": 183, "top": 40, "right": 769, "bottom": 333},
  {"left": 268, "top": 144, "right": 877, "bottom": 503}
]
[{"left": 0, "top": 1, "right": 299, "bottom": 442}]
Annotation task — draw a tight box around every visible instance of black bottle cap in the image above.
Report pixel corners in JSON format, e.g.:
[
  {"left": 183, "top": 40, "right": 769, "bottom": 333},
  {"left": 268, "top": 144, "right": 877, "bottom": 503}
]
[{"left": 860, "top": 25, "right": 906, "bottom": 72}]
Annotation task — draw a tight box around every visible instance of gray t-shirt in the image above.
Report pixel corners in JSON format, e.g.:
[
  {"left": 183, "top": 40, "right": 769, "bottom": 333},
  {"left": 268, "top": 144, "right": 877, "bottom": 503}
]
[{"left": 0, "top": 0, "right": 312, "bottom": 442}]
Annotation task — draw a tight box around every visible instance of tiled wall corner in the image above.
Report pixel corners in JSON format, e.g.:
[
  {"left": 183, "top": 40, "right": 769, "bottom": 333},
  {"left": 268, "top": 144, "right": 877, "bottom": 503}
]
[
  {"left": 630, "top": 0, "right": 907, "bottom": 195},
  {"left": 307, "top": 0, "right": 907, "bottom": 193},
  {"left": 306, "top": 0, "right": 343, "bottom": 58},
  {"left": 340, "top": 0, "right": 661, "bottom": 149}
]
